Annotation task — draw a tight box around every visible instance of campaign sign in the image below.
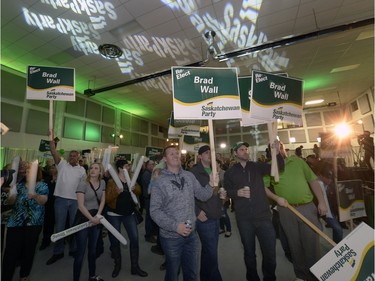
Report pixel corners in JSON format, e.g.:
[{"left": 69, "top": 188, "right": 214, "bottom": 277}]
[
  {"left": 39, "top": 139, "right": 51, "bottom": 152},
  {"left": 182, "top": 133, "right": 209, "bottom": 153},
  {"left": 172, "top": 67, "right": 241, "bottom": 120},
  {"left": 145, "top": 147, "right": 163, "bottom": 161},
  {"left": 337, "top": 180, "right": 367, "bottom": 222},
  {"left": 250, "top": 70, "right": 303, "bottom": 125},
  {"left": 168, "top": 112, "right": 201, "bottom": 137},
  {"left": 27, "top": 66, "right": 75, "bottom": 101},
  {"left": 310, "top": 222, "right": 374, "bottom": 281},
  {"left": 238, "top": 76, "right": 265, "bottom": 127}
]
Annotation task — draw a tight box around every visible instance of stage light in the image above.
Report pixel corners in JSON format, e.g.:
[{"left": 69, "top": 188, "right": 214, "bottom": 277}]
[{"left": 334, "top": 123, "right": 351, "bottom": 138}]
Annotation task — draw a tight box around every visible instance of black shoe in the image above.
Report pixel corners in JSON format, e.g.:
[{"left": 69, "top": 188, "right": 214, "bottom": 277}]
[
  {"left": 159, "top": 262, "right": 166, "bottom": 271},
  {"left": 131, "top": 266, "right": 148, "bottom": 277},
  {"left": 112, "top": 260, "right": 121, "bottom": 278},
  {"left": 46, "top": 253, "right": 64, "bottom": 265},
  {"left": 151, "top": 245, "right": 164, "bottom": 255}
]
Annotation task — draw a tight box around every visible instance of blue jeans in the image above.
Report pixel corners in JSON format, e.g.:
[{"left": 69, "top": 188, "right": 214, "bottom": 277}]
[
  {"left": 53, "top": 196, "right": 78, "bottom": 255},
  {"left": 325, "top": 216, "right": 343, "bottom": 243},
  {"left": 73, "top": 225, "right": 100, "bottom": 281},
  {"left": 196, "top": 218, "right": 223, "bottom": 281},
  {"left": 144, "top": 198, "right": 158, "bottom": 240},
  {"left": 237, "top": 219, "right": 276, "bottom": 281},
  {"left": 160, "top": 232, "right": 198, "bottom": 281},
  {"left": 106, "top": 213, "right": 139, "bottom": 259}
]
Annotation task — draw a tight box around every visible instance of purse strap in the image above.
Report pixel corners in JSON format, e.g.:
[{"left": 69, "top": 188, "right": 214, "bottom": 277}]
[{"left": 89, "top": 181, "right": 101, "bottom": 206}]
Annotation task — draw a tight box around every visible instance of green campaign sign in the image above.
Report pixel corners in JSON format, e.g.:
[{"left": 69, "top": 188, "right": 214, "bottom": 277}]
[
  {"left": 168, "top": 112, "right": 201, "bottom": 137},
  {"left": 172, "top": 67, "right": 241, "bottom": 120},
  {"left": 27, "top": 65, "right": 75, "bottom": 101},
  {"left": 250, "top": 70, "right": 303, "bottom": 125},
  {"left": 238, "top": 76, "right": 264, "bottom": 127},
  {"left": 310, "top": 222, "right": 374, "bottom": 281},
  {"left": 182, "top": 133, "right": 209, "bottom": 153},
  {"left": 145, "top": 147, "right": 164, "bottom": 160}
]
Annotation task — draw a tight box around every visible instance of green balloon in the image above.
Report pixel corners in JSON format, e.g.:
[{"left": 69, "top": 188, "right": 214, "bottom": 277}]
[{"left": 59, "top": 149, "right": 65, "bottom": 156}]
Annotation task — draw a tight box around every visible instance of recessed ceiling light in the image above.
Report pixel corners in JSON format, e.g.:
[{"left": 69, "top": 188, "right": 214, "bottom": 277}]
[
  {"left": 98, "top": 44, "right": 123, "bottom": 59},
  {"left": 305, "top": 99, "right": 324, "bottom": 105},
  {"left": 330, "top": 64, "right": 360, "bottom": 73}
]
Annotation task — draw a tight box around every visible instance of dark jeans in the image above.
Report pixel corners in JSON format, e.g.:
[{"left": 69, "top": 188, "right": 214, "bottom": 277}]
[
  {"left": 160, "top": 232, "right": 198, "bottom": 281},
  {"left": 73, "top": 224, "right": 100, "bottom": 281},
  {"left": 325, "top": 216, "right": 343, "bottom": 243},
  {"left": 196, "top": 218, "right": 223, "bottom": 281},
  {"left": 144, "top": 198, "right": 158, "bottom": 239},
  {"left": 219, "top": 206, "right": 232, "bottom": 232},
  {"left": 237, "top": 219, "right": 276, "bottom": 281},
  {"left": 106, "top": 213, "right": 139, "bottom": 258},
  {"left": 2, "top": 225, "right": 42, "bottom": 281}
]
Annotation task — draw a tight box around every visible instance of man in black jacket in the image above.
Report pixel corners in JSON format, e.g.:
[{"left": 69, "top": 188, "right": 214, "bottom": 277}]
[
  {"left": 190, "top": 145, "right": 223, "bottom": 281},
  {"left": 224, "top": 141, "right": 285, "bottom": 281}
]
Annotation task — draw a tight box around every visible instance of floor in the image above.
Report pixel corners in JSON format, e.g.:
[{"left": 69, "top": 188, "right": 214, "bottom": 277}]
[{"left": 8, "top": 211, "right": 346, "bottom": 281}]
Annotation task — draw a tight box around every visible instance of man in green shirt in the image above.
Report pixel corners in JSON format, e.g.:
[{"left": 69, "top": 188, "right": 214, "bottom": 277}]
[{"left": 266, "top": 143, "right": 327, "bottom": 281}]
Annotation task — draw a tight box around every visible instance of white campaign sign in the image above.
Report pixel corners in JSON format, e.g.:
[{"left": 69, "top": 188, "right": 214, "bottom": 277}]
[{"left": 310, "top": 222, "right": 374, "bottom": 281}]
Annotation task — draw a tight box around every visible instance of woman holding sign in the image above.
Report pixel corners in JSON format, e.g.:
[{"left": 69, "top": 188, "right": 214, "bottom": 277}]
[
  {"left": 73, "top": 162, "right": 106, "bottom": 281},
  {"left": 105, "top": 159, "right": 148, "bottom": 278},
  {"left": 2, "top": 161, "right": 48, "bottom": 281}
]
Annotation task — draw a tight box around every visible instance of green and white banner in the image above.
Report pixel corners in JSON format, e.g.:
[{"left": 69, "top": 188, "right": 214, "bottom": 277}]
[
  {"left": 238, "top": 76, "right": 265, "bottom": 127},
  {"left": 145, "top": 147, "right": 164, "bottom": 161},
  {"left": 27, "top": 65, "right": 75, "bottom": 101},
  {"left": 181, "top": 133, "right": 209, "bottom": 153},
  {"left": 168, "top": 112, "right": 201, "bottom": 138},
  {"left": 310, "top": 222, "right": 374, "bottom": 281},
  {"left": 250, "top": 70, "right": 303, "bottom": 125},
  {"left": 172, "top": 67, "right": 241, "bottom": 120},
  {"left": 337, "top": 180, "right": 367, "bottom": 221}
]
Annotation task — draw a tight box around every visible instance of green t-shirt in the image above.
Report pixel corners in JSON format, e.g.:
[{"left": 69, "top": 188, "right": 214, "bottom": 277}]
[{"left": 267, "top": 156, "right": 317, "bottom": 204}]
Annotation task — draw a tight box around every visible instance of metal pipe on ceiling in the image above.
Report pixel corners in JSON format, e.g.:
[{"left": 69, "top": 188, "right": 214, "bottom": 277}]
[{"left": 85, "top": 18, "right": 373, "bottom": 96}]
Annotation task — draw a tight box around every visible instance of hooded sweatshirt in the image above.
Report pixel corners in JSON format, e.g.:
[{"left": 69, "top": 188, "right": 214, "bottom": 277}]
[{"left": 150, "top": 167, "right": 212, "bottom": 238}]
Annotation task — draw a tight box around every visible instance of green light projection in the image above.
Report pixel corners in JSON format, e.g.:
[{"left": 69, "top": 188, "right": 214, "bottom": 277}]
[{"left": 303, "top": 77, "right": 331, "bottom": 91}]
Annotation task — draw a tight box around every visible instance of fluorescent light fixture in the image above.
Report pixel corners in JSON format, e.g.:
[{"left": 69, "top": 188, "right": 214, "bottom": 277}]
[
  {"left": 305, "top": 99, "right": 324, "bottom": 105},
  {"left": 330, "top": 64, "right": 360, "bottom": 73}
]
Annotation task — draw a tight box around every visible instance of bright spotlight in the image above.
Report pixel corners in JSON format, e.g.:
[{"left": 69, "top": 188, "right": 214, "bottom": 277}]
[
  {"left": 334, "top": 123, "right": 351, "bottom": 138},
  {"left": 220, "top": 143, "right": 226, "bottom": 148},
  {"left": 181, "top": 149, "right": 187, "bottom": 154}
]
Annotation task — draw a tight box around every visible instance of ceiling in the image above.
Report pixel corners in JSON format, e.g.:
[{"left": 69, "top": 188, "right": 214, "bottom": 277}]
[{"left": 1, "top": 0, "right": 374, "bottom": 128}]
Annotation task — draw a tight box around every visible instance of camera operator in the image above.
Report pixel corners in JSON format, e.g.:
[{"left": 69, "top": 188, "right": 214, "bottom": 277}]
[{"left": 357, "top": 130, "right": 374, "bottom": 169}]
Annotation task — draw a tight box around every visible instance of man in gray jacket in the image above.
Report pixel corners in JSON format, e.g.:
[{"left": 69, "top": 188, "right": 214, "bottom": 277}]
[{"left": 150, "top": 145, "right": 214, "bottom": 281}]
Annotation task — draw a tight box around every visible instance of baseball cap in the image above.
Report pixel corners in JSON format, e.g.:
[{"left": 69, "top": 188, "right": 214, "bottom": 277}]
[
  {"left": 198, "top": 145, "right": 210, "bottom": 155},
  {"left": 232, "top": 141, "right": 249, "bottom": 151}
]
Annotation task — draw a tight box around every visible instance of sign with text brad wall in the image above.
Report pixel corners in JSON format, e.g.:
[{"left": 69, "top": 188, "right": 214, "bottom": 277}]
[
  {"left": 168, "top": 112, "right": 201, "bottom": 138},
  {"left": 310, "top": 222, "right": 374, "bottom": 281},
  {"left": 27, "top": 65, "right": 75, "bottom": 101},
  {"left": 172, "top": 67, "right": 241, "bottom": 120},
  {"left": 250, "top": 70, "right": 303, "bottom": 125}
]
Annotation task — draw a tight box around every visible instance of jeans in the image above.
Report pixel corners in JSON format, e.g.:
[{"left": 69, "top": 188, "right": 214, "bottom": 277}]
[
  {"left": 53, "top": 196, "right": 78, "bottom": 255},
  {"left": 144, "top": 198, "right": 158, "bottom": 240},
  {"left": 196, "top": 218, "right": 223, "bottom": 281},
  {"left": 106, "top": 213, "right": 139, "bottom": 258},
  {"left": 237, "top": 219, "right": 276, "bottom": 281},
  {"left": 73, "top": 225, "right": 100, "bottom": 281},
  {"left": 160, "top": 232, "right": 198, "bottom": 281},
  {"left": 325, "top": 216, "right": 343, "bottom": 243}
]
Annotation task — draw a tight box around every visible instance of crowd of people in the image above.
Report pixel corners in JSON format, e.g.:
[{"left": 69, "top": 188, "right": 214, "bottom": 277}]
[{"left": 1, "top": 135, "right": 362, "bottom": 281}]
